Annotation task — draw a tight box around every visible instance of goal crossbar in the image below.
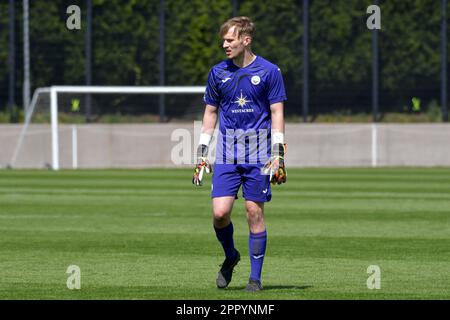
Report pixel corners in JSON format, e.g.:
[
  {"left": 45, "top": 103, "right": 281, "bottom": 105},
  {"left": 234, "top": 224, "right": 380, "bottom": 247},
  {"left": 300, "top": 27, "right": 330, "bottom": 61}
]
[
  {"left": 11, "top": 86, "right": 206, "bottom": 170},
  {"left": 50, "top": 86, "right": 206, "bottom": 94}
]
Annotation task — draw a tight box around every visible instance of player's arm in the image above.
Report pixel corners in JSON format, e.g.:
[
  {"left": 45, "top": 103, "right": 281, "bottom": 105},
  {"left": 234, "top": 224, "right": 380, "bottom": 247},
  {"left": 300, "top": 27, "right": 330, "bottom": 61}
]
[
  {"left": 263, "top": 102, "right": 287, "bottom": 184},
  {"left": 271, "top": 102, "right": 285, "bottom": 141},
  {"left": 192, "top": 104, "right": 218, "bottom": 186}
]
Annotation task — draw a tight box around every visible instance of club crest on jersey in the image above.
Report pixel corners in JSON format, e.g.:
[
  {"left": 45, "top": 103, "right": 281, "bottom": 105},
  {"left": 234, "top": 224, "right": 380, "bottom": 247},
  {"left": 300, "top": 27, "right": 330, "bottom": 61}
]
[{"left": 251, "top": 75, "right": 261, "bottom": 85}]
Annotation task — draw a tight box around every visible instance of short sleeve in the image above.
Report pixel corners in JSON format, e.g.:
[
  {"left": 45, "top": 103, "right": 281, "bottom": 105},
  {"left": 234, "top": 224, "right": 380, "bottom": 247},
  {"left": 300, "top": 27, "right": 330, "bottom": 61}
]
[
  {"left": 203, "top": 69, "right": 220, "bottom": 107},
  {"left": 267, "top": 67, "right": 287, "bottom": 105}
]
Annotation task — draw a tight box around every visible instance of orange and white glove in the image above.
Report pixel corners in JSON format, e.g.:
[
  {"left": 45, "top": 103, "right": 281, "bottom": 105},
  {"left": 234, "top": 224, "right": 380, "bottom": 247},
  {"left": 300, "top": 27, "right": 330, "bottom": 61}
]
[
  {"left": 262, "top": 143, "right": 287, "bottom": 185},
  {"left": 192, "top": 144, "right": 212, "bottom": 186}
]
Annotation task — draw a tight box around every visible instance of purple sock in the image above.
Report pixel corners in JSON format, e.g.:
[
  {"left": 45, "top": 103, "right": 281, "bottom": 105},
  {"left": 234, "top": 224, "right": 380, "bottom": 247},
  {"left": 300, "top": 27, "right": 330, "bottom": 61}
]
[
  {"left": 249, "top": 230, "right": 267, "bottom": 282},
  {"left": 214, "top": 222, "right": 237, "bottom": 260}
]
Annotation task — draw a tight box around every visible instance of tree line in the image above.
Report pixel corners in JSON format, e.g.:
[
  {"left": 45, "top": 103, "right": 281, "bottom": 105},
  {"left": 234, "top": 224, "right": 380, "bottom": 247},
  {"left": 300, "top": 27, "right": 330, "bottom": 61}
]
[{"left": 0, "top": 0, "right": 448, "bottom": 120}]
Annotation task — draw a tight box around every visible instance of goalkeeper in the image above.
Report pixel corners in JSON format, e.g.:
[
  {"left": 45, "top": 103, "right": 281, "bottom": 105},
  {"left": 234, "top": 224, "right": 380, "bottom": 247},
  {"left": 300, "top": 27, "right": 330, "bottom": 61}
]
[{"left": 192, "top": 16, "right": 287, "bottom": 292}]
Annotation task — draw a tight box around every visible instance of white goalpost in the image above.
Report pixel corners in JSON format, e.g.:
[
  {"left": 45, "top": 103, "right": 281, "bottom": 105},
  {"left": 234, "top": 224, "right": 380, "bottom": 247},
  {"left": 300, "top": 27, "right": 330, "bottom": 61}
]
[{"left": 10, "top": 86, "right": 206, "bottom": 170}]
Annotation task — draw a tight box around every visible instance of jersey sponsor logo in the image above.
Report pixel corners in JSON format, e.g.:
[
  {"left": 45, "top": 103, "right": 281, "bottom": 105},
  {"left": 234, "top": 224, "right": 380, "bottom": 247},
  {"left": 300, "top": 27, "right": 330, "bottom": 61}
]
[
  {"left": 234, "top": 90, "right": 251, "bottom": 107},
  {"left": 231, "top": 90, "right": 254, "bottom": 113},
  {"left": 251, "top": 75, "right": 261, "bottom": 85},
  {"left": 221, "top": 77, "right": 231, "bottom": 83}
]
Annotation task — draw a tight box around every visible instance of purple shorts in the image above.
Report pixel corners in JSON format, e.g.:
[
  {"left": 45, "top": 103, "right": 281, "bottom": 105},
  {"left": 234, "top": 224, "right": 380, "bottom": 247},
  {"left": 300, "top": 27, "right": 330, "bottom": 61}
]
[{"left": 211, "top": 164, "right": 272, "bottom": 202}]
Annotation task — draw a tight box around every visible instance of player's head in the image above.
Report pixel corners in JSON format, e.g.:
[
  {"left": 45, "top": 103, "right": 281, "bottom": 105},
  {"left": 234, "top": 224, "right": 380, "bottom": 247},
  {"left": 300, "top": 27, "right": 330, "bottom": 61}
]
[{"left": 219, "top": 16, "right": 255, "bottom": 59}]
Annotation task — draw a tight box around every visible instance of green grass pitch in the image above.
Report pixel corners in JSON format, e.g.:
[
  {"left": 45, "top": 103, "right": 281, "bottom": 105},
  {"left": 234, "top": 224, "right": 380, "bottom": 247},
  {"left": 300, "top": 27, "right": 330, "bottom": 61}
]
[{"left": 0, "top": 168, "right": 449, "bottom": 299}]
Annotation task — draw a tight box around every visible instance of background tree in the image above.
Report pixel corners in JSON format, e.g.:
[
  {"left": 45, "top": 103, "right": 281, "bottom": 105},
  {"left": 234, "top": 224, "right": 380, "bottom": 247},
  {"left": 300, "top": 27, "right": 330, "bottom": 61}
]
[{"left": 0, "top": 0, "right": 448, "bottom": 120}]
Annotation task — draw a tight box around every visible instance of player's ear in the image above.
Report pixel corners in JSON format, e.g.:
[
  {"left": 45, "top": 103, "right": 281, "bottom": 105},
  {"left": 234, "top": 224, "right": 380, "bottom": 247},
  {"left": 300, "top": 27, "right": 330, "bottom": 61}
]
[{"left": 243, "top": 35, "right": 252, "bottom": 46}]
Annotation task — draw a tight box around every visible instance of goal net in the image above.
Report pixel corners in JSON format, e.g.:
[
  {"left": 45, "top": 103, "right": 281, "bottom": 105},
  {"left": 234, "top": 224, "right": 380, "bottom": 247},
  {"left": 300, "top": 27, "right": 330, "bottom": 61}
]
[{"left": 9, "top": 86, "right": 205, "bottom": 170}]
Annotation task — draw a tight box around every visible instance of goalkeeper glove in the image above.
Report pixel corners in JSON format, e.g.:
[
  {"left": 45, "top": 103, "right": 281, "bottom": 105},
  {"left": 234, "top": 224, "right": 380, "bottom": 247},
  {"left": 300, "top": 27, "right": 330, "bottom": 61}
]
[
  {"left": 192, "top": 144, "right": 212, "bottom": 186},
  {"left": 262, "top": 143, "right": 287, "bottom": 185}
]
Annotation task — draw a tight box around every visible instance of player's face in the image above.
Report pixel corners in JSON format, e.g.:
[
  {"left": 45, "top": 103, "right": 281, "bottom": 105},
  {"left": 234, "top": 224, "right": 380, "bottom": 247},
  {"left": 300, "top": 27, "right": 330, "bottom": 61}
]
[{"left": 222, "top": 26, "right": 250, "bottom": 59}]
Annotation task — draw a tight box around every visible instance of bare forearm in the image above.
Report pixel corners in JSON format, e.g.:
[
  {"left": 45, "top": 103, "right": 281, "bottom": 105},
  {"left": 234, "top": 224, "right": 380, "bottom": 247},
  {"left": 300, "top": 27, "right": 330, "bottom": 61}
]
[
  {"left": 202, "top": 105, "right": 218, "bottom": 136},
  {"left": 270, "top": 102, "right": 285, "bottom": 137}
]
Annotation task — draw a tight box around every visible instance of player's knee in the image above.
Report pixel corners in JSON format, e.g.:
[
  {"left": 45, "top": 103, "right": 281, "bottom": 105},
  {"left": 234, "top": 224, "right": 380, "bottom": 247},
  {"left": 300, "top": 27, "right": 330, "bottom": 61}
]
[
  {"left": 246, "top": 202, "right": 262, "bottom": 215},
  {"left": 213, "top": 208, "right": 231, "bottom": 221},
  {"left": 246, "top": 206, "right": 263, "bottom": 221}
]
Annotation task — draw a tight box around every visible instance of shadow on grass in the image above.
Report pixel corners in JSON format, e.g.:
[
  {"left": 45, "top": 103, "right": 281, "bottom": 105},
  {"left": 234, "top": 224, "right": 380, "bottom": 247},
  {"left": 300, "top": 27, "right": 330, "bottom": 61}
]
[{"left": 227, "top": 285, "right": 313, "bottom": 291}]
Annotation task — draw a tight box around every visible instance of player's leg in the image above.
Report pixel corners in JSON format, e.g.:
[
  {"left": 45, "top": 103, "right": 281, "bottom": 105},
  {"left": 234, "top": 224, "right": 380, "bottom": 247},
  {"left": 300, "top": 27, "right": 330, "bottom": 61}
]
[
  {"left": 212, "top": 196, "right": 239, "bottom": 260},
  {"left": 241, "top": 164, "right": 271, "bottom": 291},
  {"left": 211, "top": 164, "right": 242, "bottom": 288},
  {"left": 245, "top": 200, "right": 266, "bottom": 233},
  {"left": 245, "top": 200, "right": 266, "bottom": 291},
  {"left": 213, "top": 196, "right": 241, "bottom": 289}
]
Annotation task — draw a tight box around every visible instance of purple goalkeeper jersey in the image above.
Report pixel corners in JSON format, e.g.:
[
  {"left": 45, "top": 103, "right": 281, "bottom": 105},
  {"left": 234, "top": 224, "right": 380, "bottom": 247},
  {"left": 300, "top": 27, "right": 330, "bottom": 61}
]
[{"left": 203, "top": 56, "right": 287, "bottom": 164}]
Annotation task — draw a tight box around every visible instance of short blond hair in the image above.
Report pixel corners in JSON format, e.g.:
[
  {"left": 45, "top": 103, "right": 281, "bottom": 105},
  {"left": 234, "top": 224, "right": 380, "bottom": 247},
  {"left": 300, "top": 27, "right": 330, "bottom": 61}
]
[{"left": 219, "top": 16, "right": 255, "bottom": 39}]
